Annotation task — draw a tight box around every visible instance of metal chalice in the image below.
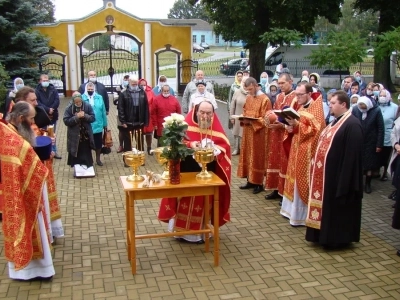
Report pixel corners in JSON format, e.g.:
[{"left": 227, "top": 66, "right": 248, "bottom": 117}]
[{"left": 122, "top": 151, "right": 145, "bottom": 182}]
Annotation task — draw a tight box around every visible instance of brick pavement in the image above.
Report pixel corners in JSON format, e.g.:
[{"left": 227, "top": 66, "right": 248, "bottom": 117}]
[{"left": 0, "top": 97, "right": 399, "bottom": 300}]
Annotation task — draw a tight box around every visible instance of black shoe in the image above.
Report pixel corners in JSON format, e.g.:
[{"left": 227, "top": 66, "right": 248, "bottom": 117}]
[
  {"left": 96, "top": 161, "right": 103, "bottom": 166},
  {"left": 389, "top": 190, "right": 397, "bottom": 199},
  {"left": 147, "top": 148, "right": 153, "bottom": 156},
  {"left": 265, "top": 190, "right": 280, "bottom": 200},
  {"left": 365, "top": 176, "right": 372, "bottom": 194},
  {"left": 279, "top": 199, "right": 282, "bottom": 206},
  {"left": 397, "top": 250, "right": 400, "bottom": 257},
  {"left": 253, "top": 185, "right": 264, "bottom": 194},
  {"left": 380, "top": 175, "right": 388, "bottom": 181},
  {"left": 239, "top": 182, "right": 255, "bottom": 189},
  {"left": 54, "top": 154, "right": 62, "bottom": 159}
]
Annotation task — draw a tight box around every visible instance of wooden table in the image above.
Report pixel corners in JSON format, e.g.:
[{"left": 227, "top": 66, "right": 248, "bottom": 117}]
[{"left": 120, "top": 172, "right": 226, "bottom": 274}]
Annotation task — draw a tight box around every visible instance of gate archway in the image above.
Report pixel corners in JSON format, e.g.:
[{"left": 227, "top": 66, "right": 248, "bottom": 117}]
[
  {"left": 155, "top": 44, "right": 181, "bottom": 93},
  {"left": 39, "top": 49, "right": 67, "bottom": 96},
  {"left": 78, "top": 32, "right": 142, "bottom": 92}
]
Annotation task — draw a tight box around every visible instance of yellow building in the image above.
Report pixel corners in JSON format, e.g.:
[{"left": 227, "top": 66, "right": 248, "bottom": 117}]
[{"left": 34, "top": 0, "right": 192, "bottom": 96}]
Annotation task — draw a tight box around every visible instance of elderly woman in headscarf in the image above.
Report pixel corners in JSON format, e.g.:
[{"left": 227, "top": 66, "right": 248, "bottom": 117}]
[
  {"left": 64, "top": 93, "right": 96, "bottom": 169},
  {"left": 266, "top": 82, "right": 278, "bottom": 107},
  {"left": 309, "top": 73, "right": 326, "bottom": 101},
  {"left": 377, "top": 89, "right": 398, "bottom": 181},
  {"left": 81, "top": 82, "right": 107, "bottom": 166},
  {"left": 3, "top": 78, "right": 24, "bottom": 119},
  {"left": 350, "top": 94, "right": 360, "bottom": 109},
  {"left": 227, "top": 70, "right": 243, "bottom": 129},
  {"left": 352, "top": 96, "right": 384, "bottom": 193},
  {"left": 152, "top": 75, "right": 175, "bottom": 96}
]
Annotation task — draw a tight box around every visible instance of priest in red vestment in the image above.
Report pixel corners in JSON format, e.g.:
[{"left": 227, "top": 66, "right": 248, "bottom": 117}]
[
  {"left": 280, "top": 83, "right": 326, "bottom": 226},
  {"left": 306, "top": 90, "right": 363, "bottom": 248},
  {"left": 158, "top": 101, "right": 231, "bottom": 243},
  {"left": 1, "top": 102, "right": 55, "bottom": 280},
  {"left": 237, "top": 77, "right": 272, "bottom": 194},
  {"left": 264, "top": 73, "right": 300, "bottom": 201}
]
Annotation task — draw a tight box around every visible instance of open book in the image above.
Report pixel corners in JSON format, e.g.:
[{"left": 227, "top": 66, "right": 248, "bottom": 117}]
[
  {"left": 74, "top": 164, "right": 96, "bottom": 178},
  {"left": 273, "top": 107, "right": 300, "bottom": 121}
]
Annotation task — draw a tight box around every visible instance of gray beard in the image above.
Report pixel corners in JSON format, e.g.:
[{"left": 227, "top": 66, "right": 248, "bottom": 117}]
[
  {"left": 199, "top": 120, "right": 212, "bottom": 129},
  {"left": 18, "top": 121, "right": 36, "bottom": 146}
]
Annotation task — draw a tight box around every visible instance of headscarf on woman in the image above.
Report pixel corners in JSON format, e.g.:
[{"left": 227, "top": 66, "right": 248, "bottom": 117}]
[{"left": 357, "top": 96, "right": 374, "bottom": 120}]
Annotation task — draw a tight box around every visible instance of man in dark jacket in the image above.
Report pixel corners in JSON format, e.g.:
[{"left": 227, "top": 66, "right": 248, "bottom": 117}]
[
  {"left": 35, "top": 74, "right": 61, "bottom": 159},
  {"left": 117, "top": 75, "right": 149, "bottom": 166},
  {"left": 78, "top": 70, "right": 109, "bottom": 114}
]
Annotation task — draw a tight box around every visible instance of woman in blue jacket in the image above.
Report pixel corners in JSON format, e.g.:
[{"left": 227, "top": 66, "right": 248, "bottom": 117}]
[
  {"left": 82, "top": 82, "right": 107, "bottom": 166},
  {"left": 378, "top": 89, "right": 398, "bottom": 181}
]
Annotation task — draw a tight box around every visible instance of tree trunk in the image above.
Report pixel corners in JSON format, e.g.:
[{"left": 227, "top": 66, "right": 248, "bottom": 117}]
[
  {"left": 248, "top": 43, "right": 268, "bottom": 82},
  {"left": 373, "top": 9, "right": 396, "bottom": 92},
  {"left": 373, "top": 57, "right": 395, "bottom": 92}
]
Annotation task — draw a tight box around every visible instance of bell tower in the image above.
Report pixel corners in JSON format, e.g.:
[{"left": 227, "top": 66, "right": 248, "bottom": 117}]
[{"left": 103, "top": 0, "right": 116, "bottom": 7}]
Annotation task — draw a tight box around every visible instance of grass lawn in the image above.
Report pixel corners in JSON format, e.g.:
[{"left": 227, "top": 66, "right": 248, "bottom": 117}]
[
  {"left": 158, "top": 52, "right": 213, "bottom": 67},
  {"left": 159, "top": 56, "right": 237, "bottom": 79}
]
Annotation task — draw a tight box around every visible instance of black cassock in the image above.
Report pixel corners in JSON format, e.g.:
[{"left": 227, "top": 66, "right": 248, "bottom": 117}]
[{"left": 306, "top": 114, "right": 364, "bottom": 246}]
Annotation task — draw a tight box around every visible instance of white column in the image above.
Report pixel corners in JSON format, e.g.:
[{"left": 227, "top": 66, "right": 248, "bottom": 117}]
[
  {"left": 67, "top": 24, "right": 78, "bottom": 91},
  {"left": 144, "top": 23, "right": 152, "bottom": 86}
]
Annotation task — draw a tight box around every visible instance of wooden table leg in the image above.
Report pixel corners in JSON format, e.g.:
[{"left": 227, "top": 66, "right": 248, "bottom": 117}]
[
  {"left": 213, "top": 187, "right": 219, "bottom": 267},
  {"left": 130, "top": 192, "right": 136, "bottom": 274},
  {"left": 126, "top": 192, "right": 131, "bottom": 262},
  {"left": 204, "top": 195, "right": 210, "bottom": 253}
]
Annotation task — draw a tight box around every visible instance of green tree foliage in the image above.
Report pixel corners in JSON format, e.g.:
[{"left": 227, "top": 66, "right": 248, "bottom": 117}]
[
  {"left": 354, "top": 0, "right": 400, "bottom": 90},
  {"left": 314, "top": 0, "right": 378, "bottom": 42},
  {"left": 168, "top": 0, "right": 210, "bottom": 22},
  {"left": 83, "top": 35, "right": 112, "bottom": 51},
  {"left": 0, "top": 63, "right": 10, "bottom": 111},
  {"left": 28, "top": 0, "right": 56, "bottom": 23},
  {"left": 307, "top": 31, "right": 366, "bottom": 80},
  {"left": 0, "top": 0, "right": 49, "bottom": 85},
  {"left": 189, "top": 0, "right": 342, "bottom": 80},
  {"left": 373, "top": 27, "right": 400, "bottom": 70}
]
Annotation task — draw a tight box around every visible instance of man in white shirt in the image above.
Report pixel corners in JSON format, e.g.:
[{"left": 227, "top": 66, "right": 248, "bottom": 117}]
[
  {"left": 188, "top": 80, "right": 218, "bottom": 112},
  {"left": 182, "top": 70, "right": 214, "bottom": 113}
]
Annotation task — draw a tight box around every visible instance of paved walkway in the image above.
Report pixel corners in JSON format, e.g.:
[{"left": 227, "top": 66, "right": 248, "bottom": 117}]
[{"left": 1, "top": 98, "right": 400, "bottom": 300}]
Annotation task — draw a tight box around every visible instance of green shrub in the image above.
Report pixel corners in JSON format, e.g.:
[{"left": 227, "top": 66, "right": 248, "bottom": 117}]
[{"left": 213, "top": 82, "right": 230, "bottom": 102}]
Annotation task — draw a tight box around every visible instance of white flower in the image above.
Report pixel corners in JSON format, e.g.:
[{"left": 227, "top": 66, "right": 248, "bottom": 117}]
[
  {"left": 181, "top": 121, "right": 188, "bottom": 126},
  {"left": 164, "top": 116, "right": 173, "bottom": 125},
  {"left": 162, "top": 122, "right": 167, "bottom": 128},
  {"left": 171, "top": 113, "right": 185, "bottom": 123}
]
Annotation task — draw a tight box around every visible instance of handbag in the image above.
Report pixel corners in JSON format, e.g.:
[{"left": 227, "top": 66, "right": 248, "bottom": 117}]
[{"left": 103, "top": 128, "right": 113, "bottom": 148}]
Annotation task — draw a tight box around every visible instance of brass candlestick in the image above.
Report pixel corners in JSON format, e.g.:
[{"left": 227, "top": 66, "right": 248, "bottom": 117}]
[
  {"left": 194, "top": 147, "right": 214, "bottom": 179},
  {"left": 122, "top": 151, "right": 145, "bottom": 182},
  {"left": 153, "top": 147, "right": 169, "bottom": 180}
]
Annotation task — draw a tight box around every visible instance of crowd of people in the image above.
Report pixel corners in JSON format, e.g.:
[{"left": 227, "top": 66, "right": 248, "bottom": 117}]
[
  {"left": 1, "top": 63, "right": 400, "bottom": 282},
  {"left": 230, "top": 67, "right": 399, "bottom": 255}
]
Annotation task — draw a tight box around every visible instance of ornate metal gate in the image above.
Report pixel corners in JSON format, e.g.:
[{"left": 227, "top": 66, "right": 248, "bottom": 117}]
[
  {"left": 39, "top": 49, "right": 67, "bottom": 96},
  {"left": 78, "top": 33, "right": 142, "bottom": 92},
  {"left": 177, "top": 59, "right": 198, "bottom": 95}
]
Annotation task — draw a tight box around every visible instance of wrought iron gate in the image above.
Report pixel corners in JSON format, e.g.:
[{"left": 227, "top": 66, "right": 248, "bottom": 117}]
[
  {"left": 39, "top": 49, "right": 67, "bottom": 96},
  {"left": 79, "top": 33, "right": 142, "bottom": 92},
  {"left": 177, "top": 59, "right": 198, "bottom": 95}
]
